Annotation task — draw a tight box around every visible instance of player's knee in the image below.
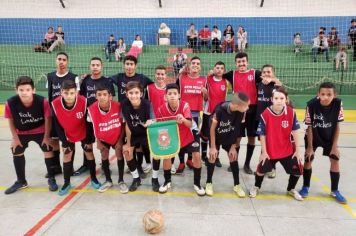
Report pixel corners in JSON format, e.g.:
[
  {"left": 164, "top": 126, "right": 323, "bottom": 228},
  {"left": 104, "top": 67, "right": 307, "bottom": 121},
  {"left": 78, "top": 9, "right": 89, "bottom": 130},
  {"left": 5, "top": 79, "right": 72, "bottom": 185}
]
[{"left": 329, "top": 154, "right": 339, "bottom": 161}]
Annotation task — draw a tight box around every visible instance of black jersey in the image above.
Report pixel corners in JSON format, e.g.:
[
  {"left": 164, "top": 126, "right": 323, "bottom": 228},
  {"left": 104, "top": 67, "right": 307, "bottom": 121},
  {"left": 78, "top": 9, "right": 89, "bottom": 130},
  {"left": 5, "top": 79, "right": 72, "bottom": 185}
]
[
  {"left": 80, "top": 75, "right": 115, "bottom": 106},
  {"left": 256, "top": 82, "right": 276, "bottom": 119},
  {"left": 7, "top": 94, "right": 45, "bottom": 131},
  {"left": 110, "top": 73, "right": 153, "bottom": 102},
  {"left": 305, "top": 97, "right": 344, "bottom": 147},
  {"left": 47, "top": 71, "right": 78, "bottom": 103},
  {"left": 212, "top": 101, "right": 245, "bottom": 145}
]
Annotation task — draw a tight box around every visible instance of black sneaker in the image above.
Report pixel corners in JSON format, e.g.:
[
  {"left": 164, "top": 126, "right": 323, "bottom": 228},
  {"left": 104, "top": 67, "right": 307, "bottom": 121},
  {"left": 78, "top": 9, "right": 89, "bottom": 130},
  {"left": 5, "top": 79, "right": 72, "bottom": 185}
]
[
  {"left": 48, "top": 177, "right": 58, "bottom": 191},
  {"left": 129, "top": 178, "right": 141, "bottom": 192},
  {"left": 5, "top": 181, "right": 28, "bottom": 194},
  {"left": 138, "top": 169, "right": 147, "bottom": 179},
  {"left": 244, "top": 165, "right": 254, "bottom": 175},
  {"left": 215, "top": 158, "right": 222, "bottom": 168},
  {"left": 45, "top": 165, "right": 62, "bottom": 178},
  {"left": 152, "top": 178, "right": 160, "bottom": 192},
  {"left": 73, "top": 165, "right": 88, "bottom": 176}
]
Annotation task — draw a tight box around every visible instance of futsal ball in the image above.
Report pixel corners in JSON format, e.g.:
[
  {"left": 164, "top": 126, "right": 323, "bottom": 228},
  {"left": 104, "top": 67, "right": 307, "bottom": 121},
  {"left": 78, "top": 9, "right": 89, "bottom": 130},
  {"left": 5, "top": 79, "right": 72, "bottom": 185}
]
[{"left": 143, "top": 209, "right": 164, "bottom": 234}]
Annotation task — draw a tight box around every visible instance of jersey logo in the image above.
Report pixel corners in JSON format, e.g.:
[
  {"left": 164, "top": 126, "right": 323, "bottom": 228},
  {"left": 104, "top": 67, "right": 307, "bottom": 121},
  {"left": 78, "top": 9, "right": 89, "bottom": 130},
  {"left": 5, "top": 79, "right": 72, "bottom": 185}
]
[
  {"left": 76, "top": 112, "right": 84, "bottom": 119},
  {"left": 220, "top": 85, "right": 226, "bottom": 91},
  {"left": 247, "top": 75, "right": 254, "bottom": 81},
  {"left": 281, "top": 120, "right": 289, "bottom": 128},
  {"left": 157, "top": 129, "right": 171, "bottom": 147}
]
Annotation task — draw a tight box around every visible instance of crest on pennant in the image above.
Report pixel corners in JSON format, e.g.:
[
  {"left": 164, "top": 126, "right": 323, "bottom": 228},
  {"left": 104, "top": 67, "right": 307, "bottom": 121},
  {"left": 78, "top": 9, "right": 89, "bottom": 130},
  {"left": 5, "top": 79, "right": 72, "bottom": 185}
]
[
  {"left": 157, "top": 129, "right": 171, "bottom": 147},
  {"left": 281, "top": 120, "right": 289, "bottom": 128}
]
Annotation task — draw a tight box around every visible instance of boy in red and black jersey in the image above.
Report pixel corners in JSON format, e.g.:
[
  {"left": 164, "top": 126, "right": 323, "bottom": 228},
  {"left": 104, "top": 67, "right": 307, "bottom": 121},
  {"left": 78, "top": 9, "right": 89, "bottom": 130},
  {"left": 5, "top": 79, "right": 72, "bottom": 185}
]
[
  {"left": 52, "top": 80, "right": 100, "bottom": 196},
  {"left": 299, "top": 82, "right": 347, "bottom": 204},
  {"left": 147, "top": 65, "right": 167, "bottom": 118},
  {"left": 4, "top": 76, "right": 58, "bottom": 194}
]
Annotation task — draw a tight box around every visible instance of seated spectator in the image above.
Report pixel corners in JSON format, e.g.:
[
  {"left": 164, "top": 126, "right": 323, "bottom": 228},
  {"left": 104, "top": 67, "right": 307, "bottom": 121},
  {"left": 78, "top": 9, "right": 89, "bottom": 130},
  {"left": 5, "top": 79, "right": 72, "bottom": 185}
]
[
  {"left": 158, "top": 23, "right": 171, "bottom": 45},
  {"left": 47, "top": 26, "right": 65, "bottom": 53},
  {"left": 104, "top": 34, "right": 117, "bottom": 61},
  {"left": 328, "top": 27, "right": 341, "bottom": 47},
  {"left": 293, "top": 32, "right": 303, "bottom": 54},
  {"left": 172, "top": 47, "right": 188, "bottom": 77},
  {"left": 319, "top": 26, "right": 326, "bottom": 34},
  {"left": 211, "top": 25, "right": 221, "bottom": 53},
  {"left": 221, "top": 24, "right": 235, "bottom": 53},
  {"left": 237, "top": 26, "right": 247, "bottom": 52},
  {"left": 335, "top": 47, "right": 347, "bottom": 70},
  {"left": 42, "top": 27, "right": 55, "bottom": 49},
  {"left": 348, "top": 18, "right": 356, "bottom": 61},
  {"left": 186, "top": 23, "right": 198, "bottom": 51},
  {"left": 198, "top": 25, "right": 211, "bottom": 51},
  {"left": 312, "top": 31, "right": 329, "bottom": 62},
  {"left": 127, "top": 34, "right": 143, "bottom": 58},
  {"left": 115, "top": 37, "right": 126, "bottom": 62}
]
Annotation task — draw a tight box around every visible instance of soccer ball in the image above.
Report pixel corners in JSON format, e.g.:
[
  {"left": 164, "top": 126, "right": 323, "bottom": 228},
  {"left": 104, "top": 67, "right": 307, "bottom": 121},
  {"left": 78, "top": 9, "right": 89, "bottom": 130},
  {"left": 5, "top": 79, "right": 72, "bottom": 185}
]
[{"left": 143, "top": 209, "right": 164, "bottom": 234}]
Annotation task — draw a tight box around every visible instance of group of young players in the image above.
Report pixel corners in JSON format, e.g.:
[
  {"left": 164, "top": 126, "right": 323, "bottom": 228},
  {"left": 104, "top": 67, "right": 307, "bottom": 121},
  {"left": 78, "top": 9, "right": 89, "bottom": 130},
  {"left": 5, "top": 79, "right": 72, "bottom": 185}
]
[{"left": 4, "top": 51, "right": 347, "bottom": 204}]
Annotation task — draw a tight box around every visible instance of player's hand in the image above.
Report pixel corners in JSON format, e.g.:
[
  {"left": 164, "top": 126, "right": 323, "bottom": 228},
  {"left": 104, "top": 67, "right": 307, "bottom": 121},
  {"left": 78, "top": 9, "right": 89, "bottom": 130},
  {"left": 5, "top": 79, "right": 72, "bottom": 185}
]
[
  {"left": 122, "top": 144, "right": 133, "bottom": 158},
  {"left": 41, "top": 136, "right": 52, "bottom": 151},
  {"left": 176, "top": 114, "right": 185, "bottom": 124},
  {"left": 305, "top": 147, "right": 314, "bottom": 162},
  {"left": 11, "top": 137, "right": 23, "bottom": 153},
  {"left": 261, "top": 76, "right": 272, "bottom": 85},
  {"left": 228, "top": 147, "right": 238, "bottom": 161},
  {"left": 207, "top": 69, "right": 214, "bottom": 76},
  {"left": 201, "top": 87, "right": 208, "bottom": 95},
  {"left": 209, "top": 147, "right": 218, "bottom": 161},
  {"left": 145, "top": 119, "right": 154, "bottom": 127},
  {"left": 259, "top": 152, "right": 270, "bottom": 165},
  {"left": 293, "top": 151, "right": 303, "bottom": 164},
  {"left": 63, "top": 142, "right": 74, "bottom": 155}
]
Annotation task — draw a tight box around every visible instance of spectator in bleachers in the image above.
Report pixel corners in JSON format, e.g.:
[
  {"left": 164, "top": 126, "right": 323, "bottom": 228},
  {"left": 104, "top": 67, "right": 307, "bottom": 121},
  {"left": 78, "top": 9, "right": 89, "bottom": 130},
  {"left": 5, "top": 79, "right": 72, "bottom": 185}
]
[
  {"left": 328, "top": 27, "right": 341, "bottom": 47},
  {"left": 348, "top": 19, "right": 356, "bottom": 61},
  {"left": 186, "top": 23, "right": 198, "bottom": 51},
  {"left": 127, "top": 34, "right": 143, "bottom": 58},
  {"left": 104, "top": 34, "right": 117, "bottom": 61},
  {"left": 293, "top": 33, "right": 303, "bottom": 54},
  {"left": 198, "top": 25, "right": 211, "bottom": 51},
  {"left": 312, "top": 31, "right": 329, "bottom": 62},
  {"left": 319, "top": 26, "right": 326, "bottom": 34},
  {"left": 172, "top": 47, "right": 188, "bottom": 78},
  {"left": 237, "top": 26, "right": 248, "bottom": 52},
  {"left": 115, "top": 38, "right": 126, "bottom": 62},
  {"left": 222, "top": 24, "right": 235, "bottom": 53},
  {"left": 335, "top": 47, "right": 347, "bottom": 71},
  {"left": 41, "top": 27, "right": 55, "bottom": 50},
  {"left": 158, "top": 23, "right": 171, "bottom": 45},
  {"left": 47, "top": 26, "right": 65, "bottom": 53},
  {"left": 211, "top": 25, "right": 221, "bottom": 53}
]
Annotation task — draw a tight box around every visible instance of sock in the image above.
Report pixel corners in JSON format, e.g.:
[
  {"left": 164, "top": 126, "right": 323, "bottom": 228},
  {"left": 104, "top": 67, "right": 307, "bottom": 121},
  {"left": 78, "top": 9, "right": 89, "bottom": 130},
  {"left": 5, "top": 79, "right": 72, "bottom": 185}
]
[
  {"left": 201, "top": 141, "right": 208, "bottom": 159},
  {"left": 82, "top": 152, "right": 88, "bottom": 167},
  {"left": 178, "top": 151, "right": 185, "bottom": 164},
  {"left": 255, "top": 174, "right": 264, "bottom": 188},
  {"left": 117, "top": 159, "right": 125, "bottom": 182},
  {"left": 330, "top": 171, "right": 340, "bottom": 191},
  {"left": 287, "top": 175, "right": 300, "bottom": 191},
  {"left": 303, "top": 168, "right": 312, "bottom": 187},
  {"left": 13, "top": 155, "right": 26, "bottom": 182},
  {"left": 206, "top": 162, "right": 215, "bottom": 183},
  {"left": 193, "top": 167, "right": 202, "bottom": 187},
  {"left": 53, "top": 150, "right": 60, "bottom": 166},
  {"left": 152, "top": 159, "right": 160, "bottom": 171},
  {"left": 45, "top": 158, "right": 55, "bottom": 178},
  {"left": 102, "top": 159, "right": 112, "bottom": 182},
  {"left": 245, "top": 144, "right": 255, "bottom": 167},
  {"left": 70, "top": 149, "right": 75, "bottom": 173},
  {"left": 63, "top": 162, "right": 73, "bottom": 186},
  {"left": 164, "top": 169, "right": 171, "bottom": 184},
  {"left": 143, "top": 147, "right": 151, "bottom": 164},
  {"left": 171, "top": 157, "right": 175, "bottom": 164},
  {"left": 136, "top": 152, "right": 144, "bottom": 172},
  {"left": 188, "top": 153, "right": 192, "bottom": 161},
  {"left": 230, "top": 161, "right": 240, "bottom": 185},
  {"left": 127, "top": 159, "right": 139, "bottom": 178},
  {"left": 152, "top": 170, "right": 159, "bottom": 179},
  {"left": 87, "top": 159, "right": 98, "bottom": 183}
]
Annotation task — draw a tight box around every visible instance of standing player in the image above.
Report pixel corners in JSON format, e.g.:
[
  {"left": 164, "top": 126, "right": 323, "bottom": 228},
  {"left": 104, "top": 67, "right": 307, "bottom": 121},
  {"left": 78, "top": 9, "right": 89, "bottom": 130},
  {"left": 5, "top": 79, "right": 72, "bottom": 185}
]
[
  {"left": 200, "top": 61, "right": 228, "bottom": 167},
  {"left": 46, "top": 52, "right": 79, "bottom": 177},
  {"left": 157, "top": 83, "right": 205, "bottom": 196},
  {"left": 52, "top": 80, "right": 100, "bottom": 195},
  {"left": 4, "top": 76, "right": 58, "bottom": 194},
  {"left": 249, "top": 86, "right": 303, "bottom": 201},
  {"left": 206, "top": 93, "right": 250, "bottom": 197},
  {"left": 299, "top": 82, "right": 347, "bottom": 204}
]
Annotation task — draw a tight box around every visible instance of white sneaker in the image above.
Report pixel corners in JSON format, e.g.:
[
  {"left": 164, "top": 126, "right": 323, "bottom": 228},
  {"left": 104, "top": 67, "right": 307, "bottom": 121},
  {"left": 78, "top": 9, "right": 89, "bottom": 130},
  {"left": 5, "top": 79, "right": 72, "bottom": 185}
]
[
  {"left": 194, "top": 185, "right": 206, "bottom": 196},
  {"left": 267, "top": 168, "right": 276, "bottom": 179},
  {"left": 118, "top": 181, "right": 129, "bottom": 194},
  {"left": 249, "top": 186, "right": 260, "bottom": 198},
  {"left": 159, "top": 182, "right": 172, "bottom": 193},
  {"left": 288, "top": 189, "right": 304, "bottom": 201},
  {"left": 143, "top": 163, "right": 152, "bottom": 174},
  {"left": 233, "top": 184, "right": 246, "bottom": 198},
  {"left": 171, "top": 165, "right": 176, "bottom": 175},
  {"left": 98, "top": 181, "right": 113, "bottom": 193}
]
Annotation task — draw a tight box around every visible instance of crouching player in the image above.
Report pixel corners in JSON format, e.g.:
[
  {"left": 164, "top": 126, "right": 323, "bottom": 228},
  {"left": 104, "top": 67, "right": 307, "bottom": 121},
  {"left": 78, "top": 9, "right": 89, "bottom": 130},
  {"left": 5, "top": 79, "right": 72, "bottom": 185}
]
[
  {"left": 207, "top": 92, "right": 250, "bottom": 197},
  {"left": 5, "top": 76, "right": 58, "bottom": 194},
  {"left": 52, "top": 80, "right": 100, "bottom": 195},
  {"left": 157, "top": 83, "right": 205, "bottom": 196},
  {"left": 249, "top": 86, "right": 304, "bottom": 201},
  {"left": 87, "top": 85, "right": 128, "bottom": 193}
]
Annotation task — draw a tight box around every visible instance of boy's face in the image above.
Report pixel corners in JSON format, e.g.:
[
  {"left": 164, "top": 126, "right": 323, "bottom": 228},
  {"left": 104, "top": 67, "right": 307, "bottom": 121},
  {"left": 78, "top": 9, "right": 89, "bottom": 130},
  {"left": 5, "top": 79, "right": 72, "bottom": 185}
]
[
  {"left": 126, "top": 88, "right": 142, "bottom": 107},
  {"left": 48, "top": 28, "right": 53, "bottom": 33},
  {"left": 235, "top": 57, "right": 248, "bottom": 72},
  {"left": 56, "top": 54, "right": 68, "bottom": 71},
  {"left": 58, "top": 27, "right": 62, "bottom": 32},
  {"left": 318, "top": 88, "right": 335, "bottom": 106},
  {"left": 272, "top": 91, "right": 286, "bottom": 108},
  {"left": 155, "top": 69, "right": 166, "bottom": 87},
  {"left": 90, "top": 60, "right": 102, "bottom": 76},
  {"left": 189, "top": 59, "right": 201, "bottom": 74},
  {"left": 96, "top": 90, "right": 112, "bottom": 106},
  {"left": 261, "top": 67, "right": 274, "bottom": 78},
  {"left": 213, "top": 64, "right": 225, "bottom": 77},
  {"left": 109, "top": 36, "right": 114, "bottom": 41},
  {"left": 16, "top": 84, "right": 35, "bottom": 102},
  {"left": 165, "top": 89, "right": 180, "bottom": 105},
  {"left": 230, "top": 101, "right": 249, "bottom": 113},
  {"left": 61, "top": 88, "right": 77, "bottom": 105},
  {"left": 124, "top": 60, "right": 137, "bottom": 76}
]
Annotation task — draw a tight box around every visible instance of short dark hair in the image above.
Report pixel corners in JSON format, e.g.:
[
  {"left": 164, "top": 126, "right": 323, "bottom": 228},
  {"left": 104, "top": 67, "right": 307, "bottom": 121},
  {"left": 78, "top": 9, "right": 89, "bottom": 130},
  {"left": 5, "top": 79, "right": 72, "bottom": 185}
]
[
  {"left": 214, "top": 61, "right": 225, "bottom": 67},
  {"left": 61, "top": 80, "right": 77, "bottom": 90},
  {"left": 235, "top": 52, "right": 248, "bottom": 62},
  {"left": 48, "top": 26, "right": 53, "bottom": 30},
  {"left": 155, "top": 65, "right": 166, "bottom": 71},
  {"left": 319, "top": 82, "right": 336, "bottom": 92},
  {"left": 90, "top": 57, "right": 102, "bottom": 64},
  {"left": 16, "top": 76, "right": 34, "bottom": 89},
  {"left": 126, "top": 81, "right": 143, "bottom": 93},
  {"left": 190, "top": 56, "right": 201, "bottom": 62},
  {"left": 95, "top": 84, "right": 112, "bottom": 94},
  {"left": 319, "top": 31, "right": 325, "bottom": 35},
  {"left": 272, "top": 86, "right": 288, "bottom": 98},
  {"left": 231, "top": 92, "right": 249, "bottom": 105},
  {"left": 261, "top": 64, "right": 274, "bottom": 72},
  {"left": 351, "top": 19, "right": 356, "bottom": 23},
  {"left": 124, "top": 55, "right": 138, "bottom": 65},
  {"left": 110, "top": 34, "right": 114, "bottom": 37},
  {"left": 56, "top": 52, "right": 69, "bottom": 60},
  {"left": 166, "top": 83, "right": 179, "bottom": 93}
]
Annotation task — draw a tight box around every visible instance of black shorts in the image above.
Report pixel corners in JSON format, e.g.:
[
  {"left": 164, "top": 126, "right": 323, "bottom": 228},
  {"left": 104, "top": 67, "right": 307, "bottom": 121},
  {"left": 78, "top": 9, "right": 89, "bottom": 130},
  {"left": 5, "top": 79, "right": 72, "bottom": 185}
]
[
  {"left": 50, "top": 116, "right": 58, "bottom": 138},
  {"left": 256, "top": 155, "right": 303, "bottom": 176},
  {"left": 200, "top": 113, "right": 211, "bottom": 141},
  {"left": 304, "top": 135, "right": 332, "bottom": 157},
  {"left": 12, "top": 133, "right": 52, "bottom": 155},
  {"left": 239, "top": 105, "right": 258, "bottom": 137},
  {"left": 215, "top": 142, "right": 233, "bottom": 153},
  {"left": 180, "top": 130, "right": 200, "bottom": 153}
]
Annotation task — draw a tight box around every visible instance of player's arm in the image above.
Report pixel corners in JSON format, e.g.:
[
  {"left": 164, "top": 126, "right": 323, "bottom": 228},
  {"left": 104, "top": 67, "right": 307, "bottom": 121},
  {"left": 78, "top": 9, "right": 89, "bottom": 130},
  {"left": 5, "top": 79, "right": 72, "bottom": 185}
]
[
  {"left": 291, "top": 112, "right": 302, "bottom": 163},
  {"left": 209, "top": 117, "right": 218, "bottom": 160},
  {"left": 8, "top": 118, "right": 23, "bottom": 152},
  {"left": 201, "top": 84, "right": 208, "bottom": 101},
  {"left": 223, "top": 70, "right": 234, "bottom": 86},
  {"left": 53, "top": 114, "right": 72, "bottom": 153},
  {"left": 330, "top": 122, "right": 341, "bottom": 157},
  {"left": 42, "top": 100, "right": 52, "bottom": 148},
  {"left": 304, "top": 106, "right": 314, "bottom": 159},
  {"left": 256, "top": 118, "right": 269, "bottom": 164}
]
